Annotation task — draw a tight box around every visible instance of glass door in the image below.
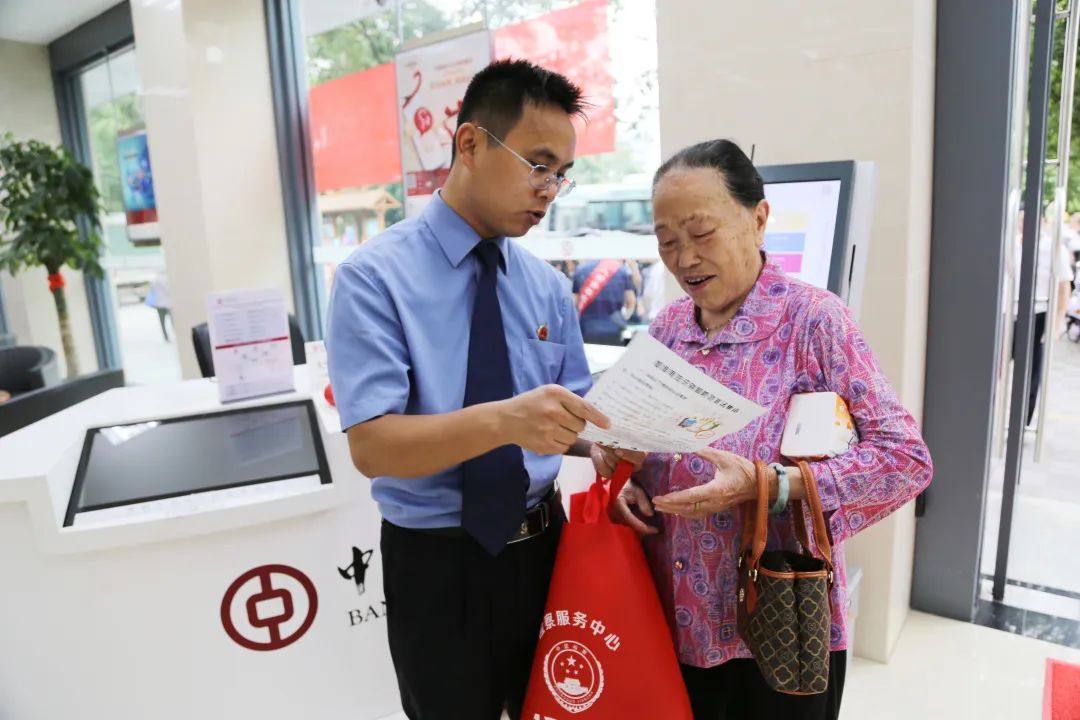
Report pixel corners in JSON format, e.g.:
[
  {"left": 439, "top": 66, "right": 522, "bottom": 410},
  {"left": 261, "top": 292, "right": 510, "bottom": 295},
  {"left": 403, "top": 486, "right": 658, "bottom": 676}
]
[
  {"left": 980, "top": 0, "right": 1080, "bottom": 646},
  {"left": 77, "top": 47, "right": 180, "bottom": 386}
]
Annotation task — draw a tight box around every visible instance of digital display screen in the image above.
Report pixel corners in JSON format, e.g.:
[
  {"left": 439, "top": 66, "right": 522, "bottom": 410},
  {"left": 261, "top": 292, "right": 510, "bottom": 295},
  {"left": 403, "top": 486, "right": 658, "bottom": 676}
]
[
  {"left": 65, "top": 400, "right": 329, "bottom": 525},
  {"left": 763, "top": 179, "right": 843, "bottom": 291}
]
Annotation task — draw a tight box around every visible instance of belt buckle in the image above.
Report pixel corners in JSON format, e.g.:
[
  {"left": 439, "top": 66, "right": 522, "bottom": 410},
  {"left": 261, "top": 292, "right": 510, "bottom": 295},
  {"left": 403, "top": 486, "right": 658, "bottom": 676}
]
[{"left": 508, "top": 496, "right": 550, "bottom": 545}]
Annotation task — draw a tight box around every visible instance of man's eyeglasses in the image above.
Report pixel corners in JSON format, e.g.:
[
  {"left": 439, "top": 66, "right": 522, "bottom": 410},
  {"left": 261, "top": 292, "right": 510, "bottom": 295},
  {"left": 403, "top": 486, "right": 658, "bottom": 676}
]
[{"left": 477, "top": 126, "right": 576, "bottom": 198}]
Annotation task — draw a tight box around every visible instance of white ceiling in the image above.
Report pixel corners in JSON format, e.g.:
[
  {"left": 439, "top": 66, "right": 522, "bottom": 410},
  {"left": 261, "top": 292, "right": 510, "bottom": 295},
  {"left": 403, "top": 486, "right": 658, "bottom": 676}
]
[
  {"left": 300, "top": 0, "right": 394, "bottom": 37},
  {"left": 0, "top": 0, "right": 390, "bottom": 45},
  {"left": 0, "top": 0, "right": 470, "bottom": 47},
  {"left": 0, "top": 0, "right": 125, "bottom": 45}
]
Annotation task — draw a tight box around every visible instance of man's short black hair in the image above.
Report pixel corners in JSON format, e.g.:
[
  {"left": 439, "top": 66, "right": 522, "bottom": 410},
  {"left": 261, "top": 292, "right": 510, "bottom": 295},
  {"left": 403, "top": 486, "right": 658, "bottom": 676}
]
[{"left": 452, "top": 59, "right": 586, "bottom": 162}]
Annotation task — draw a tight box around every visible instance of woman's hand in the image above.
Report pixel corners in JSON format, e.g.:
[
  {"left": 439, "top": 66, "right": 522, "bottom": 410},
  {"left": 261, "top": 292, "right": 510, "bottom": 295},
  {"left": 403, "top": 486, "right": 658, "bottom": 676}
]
[
  {"left": 590, "top": 443, "right": 647, "bottom": 478},
  {"left": 651, "top": 447, "right": 757, "bottom": 518},
  {"left": 610, "top": 479, "right": 659, "bottom": 536}
]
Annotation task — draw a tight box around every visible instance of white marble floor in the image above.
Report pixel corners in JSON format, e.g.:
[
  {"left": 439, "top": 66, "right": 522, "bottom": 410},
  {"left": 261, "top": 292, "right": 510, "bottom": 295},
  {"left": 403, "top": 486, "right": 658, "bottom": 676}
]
[
  {"left": 840, "top": 611, "right": 1080, "bottom": 720},
  {"left": 483, "top": 611, "right": 1080, "bottom": 720}
]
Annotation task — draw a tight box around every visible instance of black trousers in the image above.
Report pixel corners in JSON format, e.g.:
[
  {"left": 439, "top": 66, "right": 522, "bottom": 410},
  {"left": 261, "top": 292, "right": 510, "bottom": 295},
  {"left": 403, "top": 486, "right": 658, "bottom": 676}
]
[
  {"left": 681, "top": 651, "right": 846, "bottom": 720},
  {"left": 154, "top": 307, "right": 171, "bottom": 341},
  {"left": 381, "top": 512, "right": 563, "bottom": 720},
  {"left": 1028, "top": 311, "right": 1048, "bottom": 426},
  {"left": 1012, "top": 311, "right": 1048, "bottom": 426}
]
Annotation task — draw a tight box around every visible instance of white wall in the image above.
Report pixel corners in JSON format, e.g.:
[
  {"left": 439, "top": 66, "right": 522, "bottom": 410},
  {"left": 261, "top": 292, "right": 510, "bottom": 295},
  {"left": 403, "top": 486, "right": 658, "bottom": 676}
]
[
  {"left": 657, "top": 1, "right": 936, "bottom": 662},
  {"left": 0, "top": 39, "right": 98, "bottom": 377},
  {"left": 130, "top": 0, "right": 294, "bottom": 379}
]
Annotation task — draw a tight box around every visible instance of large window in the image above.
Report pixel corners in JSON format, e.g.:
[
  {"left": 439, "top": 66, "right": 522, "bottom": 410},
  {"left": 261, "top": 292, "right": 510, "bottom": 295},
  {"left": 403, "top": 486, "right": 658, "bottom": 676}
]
[
  {"left": 78, "top": 47, "right": 180, "bottom": 385},
  {"left": 290, "top": 0, "right": 662, "bottom": 343}
]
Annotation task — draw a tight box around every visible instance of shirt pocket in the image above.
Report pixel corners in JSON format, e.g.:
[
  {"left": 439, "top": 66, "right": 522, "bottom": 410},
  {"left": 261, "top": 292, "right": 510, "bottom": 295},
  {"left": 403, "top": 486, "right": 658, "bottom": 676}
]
[{"left": 515, "top": 338, "right": 567, "bottom": 390}]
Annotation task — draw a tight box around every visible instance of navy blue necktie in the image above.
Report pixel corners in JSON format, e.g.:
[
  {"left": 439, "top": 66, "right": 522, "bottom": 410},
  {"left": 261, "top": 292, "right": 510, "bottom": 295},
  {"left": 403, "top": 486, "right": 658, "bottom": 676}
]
[{"left": 461, "top": 240, "right": 529, "bottom": 555}]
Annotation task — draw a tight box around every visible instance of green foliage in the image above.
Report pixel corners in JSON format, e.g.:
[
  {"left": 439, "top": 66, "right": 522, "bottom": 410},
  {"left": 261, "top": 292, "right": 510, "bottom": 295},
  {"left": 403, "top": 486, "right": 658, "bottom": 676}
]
[
  {"left": 303, "top": 0, "right": 654, "bottom": 190},
  {"left": 86, "top": 93, "right": 143, "bottom": 213},
  {"left": 572, "top": 146, "right": 643, "bottom": 184},
  {"left": 1031, "top": 1, "right": 1080, "bottom": 212},
  {"left": 0, "top": 133, "right": 104, "bottom": 278},
  {"left": 305, "top": 2, "right": 448, "bottom": 86},
  {"left": 304, "top": 0, "right": 623, "bottom": 87}
]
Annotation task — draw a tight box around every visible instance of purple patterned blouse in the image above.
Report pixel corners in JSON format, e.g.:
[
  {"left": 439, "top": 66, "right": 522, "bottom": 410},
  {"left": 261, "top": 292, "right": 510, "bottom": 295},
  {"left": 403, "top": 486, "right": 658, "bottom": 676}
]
[{"left": 637, "top": 259, "right": 933, "bottom": 668}]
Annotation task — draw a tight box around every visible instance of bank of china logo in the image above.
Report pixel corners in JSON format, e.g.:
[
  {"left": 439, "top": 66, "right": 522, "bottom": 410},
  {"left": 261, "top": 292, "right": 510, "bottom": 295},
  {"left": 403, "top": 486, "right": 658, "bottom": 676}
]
[{"left": 543, "top": 640, "right": 604, "bottom": 714}]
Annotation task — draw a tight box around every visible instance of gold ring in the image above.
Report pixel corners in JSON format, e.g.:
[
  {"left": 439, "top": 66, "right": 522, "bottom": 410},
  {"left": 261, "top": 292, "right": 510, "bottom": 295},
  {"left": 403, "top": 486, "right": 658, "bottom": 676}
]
[{"left": 693, "top": 500, "right": 701, "bottom": 511}]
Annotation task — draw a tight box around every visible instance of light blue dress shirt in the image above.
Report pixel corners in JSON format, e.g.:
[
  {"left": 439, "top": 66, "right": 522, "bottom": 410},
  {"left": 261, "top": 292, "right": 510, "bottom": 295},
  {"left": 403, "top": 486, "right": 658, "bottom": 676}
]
[{"left": 326, "top": 192, "right": 593, "bottom": 529}]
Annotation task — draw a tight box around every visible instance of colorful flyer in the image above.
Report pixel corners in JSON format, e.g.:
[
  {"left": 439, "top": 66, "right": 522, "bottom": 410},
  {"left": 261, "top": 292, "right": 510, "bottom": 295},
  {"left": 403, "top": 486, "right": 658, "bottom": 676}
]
[{"left": 579, "top": 333, "right": 765, "bottom": 453}]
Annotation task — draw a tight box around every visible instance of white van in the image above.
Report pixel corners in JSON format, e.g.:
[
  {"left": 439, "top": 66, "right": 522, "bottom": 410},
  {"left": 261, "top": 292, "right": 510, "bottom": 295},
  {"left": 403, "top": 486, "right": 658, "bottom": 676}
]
[
  {"left": 521, "top": 183, "right": 659, "bottom": 261},
  {"left": 540, "top": 183, "right": 653, "bottom": 235}
]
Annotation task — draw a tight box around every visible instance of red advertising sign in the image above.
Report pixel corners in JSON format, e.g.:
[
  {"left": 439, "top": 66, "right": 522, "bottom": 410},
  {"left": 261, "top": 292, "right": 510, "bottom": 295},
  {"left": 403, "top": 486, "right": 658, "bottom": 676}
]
[
  {"left": 494, "top": 0, "right": 615, "bottom": 158},
  {"left": 308, "top": 0, "right": 615, "bottom": 194}
]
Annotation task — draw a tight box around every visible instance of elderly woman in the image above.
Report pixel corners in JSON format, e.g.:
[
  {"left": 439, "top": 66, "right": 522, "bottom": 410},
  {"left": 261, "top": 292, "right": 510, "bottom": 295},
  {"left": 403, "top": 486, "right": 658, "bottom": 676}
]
[{"left": 593, "top": 140, "right": 932, "bottom": 720}]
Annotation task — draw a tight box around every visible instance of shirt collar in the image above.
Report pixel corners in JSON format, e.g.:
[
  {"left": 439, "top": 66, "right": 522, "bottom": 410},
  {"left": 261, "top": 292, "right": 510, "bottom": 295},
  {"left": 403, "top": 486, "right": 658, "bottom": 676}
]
[
  {"left": 676, "top": 257, "right": 791, "bottom": 345},
  {"left": 422, "top": 191, "right": 509, "bottom": 273}
]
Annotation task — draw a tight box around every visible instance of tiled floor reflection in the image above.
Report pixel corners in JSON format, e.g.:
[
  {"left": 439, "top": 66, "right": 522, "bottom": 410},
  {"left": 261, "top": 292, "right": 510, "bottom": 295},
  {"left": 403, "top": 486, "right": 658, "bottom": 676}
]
[
  {"left": 976, "top": 598, "right": 1080, "bottom": 649},
  {"left": 984, "top": 338, "right": 1080, "bottom": 647},
  {"left": 840, "top": 611, "right": 1080, "bottom": 719}
]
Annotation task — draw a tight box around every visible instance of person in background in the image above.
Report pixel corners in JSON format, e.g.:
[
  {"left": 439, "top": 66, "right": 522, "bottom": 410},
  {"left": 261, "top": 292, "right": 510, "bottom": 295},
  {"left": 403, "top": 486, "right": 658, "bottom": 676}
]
[
  {"left": 1014, "top": 205, "right": 1073, "bottom": 426},
  {"left": 639, "top": 259, "right": 669, "bottom": 323},
  {"left": 144, "top": 271, "right": 171, "bottom": 342},
  {"left": 572, "top": 258, "right": 636, "bottom": 345},
  {"left": 1065, "top": 212, "right": 1080, "bottom": 260},
  {"left": 550, "top": 260, "right": 574, "bottom": 292},
  {"left": 626, "top": 258, "right": 645, "bottom": 324}
]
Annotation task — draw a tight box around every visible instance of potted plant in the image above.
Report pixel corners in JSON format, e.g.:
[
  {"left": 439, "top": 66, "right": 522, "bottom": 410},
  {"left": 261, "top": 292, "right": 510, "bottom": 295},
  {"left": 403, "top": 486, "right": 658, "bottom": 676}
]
[{"left": 0, "top": 132, "right": 104, "bottom": 377}]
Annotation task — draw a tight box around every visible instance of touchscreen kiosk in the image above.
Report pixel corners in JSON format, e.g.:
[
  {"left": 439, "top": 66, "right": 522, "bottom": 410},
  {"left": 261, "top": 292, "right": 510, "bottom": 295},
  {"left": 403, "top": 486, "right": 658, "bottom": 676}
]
[
  {"left": 65, "top": 400, "right": 330, "bottom": 527},
  {"left": 759, "top": 160, "right": 876, "bottom": 318}
]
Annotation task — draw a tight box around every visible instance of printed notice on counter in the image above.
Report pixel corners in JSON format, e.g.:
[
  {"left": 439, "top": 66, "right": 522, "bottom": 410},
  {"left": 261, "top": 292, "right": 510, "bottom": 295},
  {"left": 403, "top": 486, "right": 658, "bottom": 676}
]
[
  {"left": 579, "top": 333, "right": 766, "bottom": 453},
  {"left": 206, "top": 288, "right": 295, "bottom": 403}
]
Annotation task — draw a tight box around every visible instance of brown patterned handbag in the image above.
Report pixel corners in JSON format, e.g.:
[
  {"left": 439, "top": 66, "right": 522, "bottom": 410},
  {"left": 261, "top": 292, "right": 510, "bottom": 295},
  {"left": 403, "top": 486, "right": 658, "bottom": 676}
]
[{"left": 736, "top": 460, "right": 834, "bottom": 695}]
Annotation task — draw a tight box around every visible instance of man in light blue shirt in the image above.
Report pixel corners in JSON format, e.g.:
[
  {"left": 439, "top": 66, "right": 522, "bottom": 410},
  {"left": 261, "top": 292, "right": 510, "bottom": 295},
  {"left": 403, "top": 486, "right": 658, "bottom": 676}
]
[
  {"left": 328, "top": 191, "right": 597, "bottom": 527},
  {"left": 326, "top": 60, "right": 637, "bottom": 720}
]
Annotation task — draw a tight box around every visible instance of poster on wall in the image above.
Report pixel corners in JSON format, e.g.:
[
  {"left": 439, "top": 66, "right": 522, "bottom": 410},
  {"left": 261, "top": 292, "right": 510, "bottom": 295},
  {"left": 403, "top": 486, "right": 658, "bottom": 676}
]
[
  {"left": 395, "top": 25, "right": 492, "bottom": 217},
  {"left": 116, "top": 128, "right": 160, "bottom": 244}
]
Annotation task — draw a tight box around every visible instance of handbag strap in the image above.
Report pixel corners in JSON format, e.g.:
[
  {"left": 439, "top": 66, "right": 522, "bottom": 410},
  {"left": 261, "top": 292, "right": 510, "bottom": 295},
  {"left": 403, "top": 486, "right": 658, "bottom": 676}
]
[
  {"left": 789, "top": 460, "right": 834, "bottom": 570},
  {"left": 742, "top": 460, "right": 833, "bottom": 573},
  {"left": 740, "top": 461, "right": 771, "bottom": 571}
]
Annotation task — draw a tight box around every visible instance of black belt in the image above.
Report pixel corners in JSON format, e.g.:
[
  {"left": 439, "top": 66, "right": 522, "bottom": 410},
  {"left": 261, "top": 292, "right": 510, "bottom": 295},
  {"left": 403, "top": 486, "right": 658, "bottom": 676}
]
[{"left": 411, "top": 486, "right": 561, "bottom": 544}]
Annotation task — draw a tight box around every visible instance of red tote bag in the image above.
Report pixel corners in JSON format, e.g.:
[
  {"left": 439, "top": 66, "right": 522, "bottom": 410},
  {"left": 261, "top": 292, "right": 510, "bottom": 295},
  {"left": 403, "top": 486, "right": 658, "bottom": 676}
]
[{"left": 522, "top": 462, "right": 693, "bottom": 720}]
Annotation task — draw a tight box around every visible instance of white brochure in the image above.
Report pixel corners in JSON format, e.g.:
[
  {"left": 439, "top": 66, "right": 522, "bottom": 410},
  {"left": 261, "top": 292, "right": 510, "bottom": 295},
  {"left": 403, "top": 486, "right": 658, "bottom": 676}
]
[
  {"left": 206, "top": 288, "right": 296, "bottom": 403},
  {"left": 580, "top": 333, "right": 766, "bottom": 453}
]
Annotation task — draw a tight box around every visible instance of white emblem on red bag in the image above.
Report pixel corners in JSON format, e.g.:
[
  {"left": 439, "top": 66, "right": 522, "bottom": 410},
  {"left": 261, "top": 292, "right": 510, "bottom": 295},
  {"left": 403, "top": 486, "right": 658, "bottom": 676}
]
[{"left": 543, "top": 640, "right": 605, "bottom": 714}]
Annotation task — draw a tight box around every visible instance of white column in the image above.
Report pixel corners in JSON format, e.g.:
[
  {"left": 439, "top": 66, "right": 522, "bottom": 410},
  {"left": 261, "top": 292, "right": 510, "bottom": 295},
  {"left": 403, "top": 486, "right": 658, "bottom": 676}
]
[{"left": 130, "top": 0, "right": 294, "bottom": 379}]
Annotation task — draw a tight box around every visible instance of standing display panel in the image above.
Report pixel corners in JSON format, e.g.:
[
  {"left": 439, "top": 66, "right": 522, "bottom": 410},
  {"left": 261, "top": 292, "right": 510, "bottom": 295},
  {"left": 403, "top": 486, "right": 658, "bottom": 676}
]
[{"left": 759, "top": 160, "right": 876, "bottom": 318}]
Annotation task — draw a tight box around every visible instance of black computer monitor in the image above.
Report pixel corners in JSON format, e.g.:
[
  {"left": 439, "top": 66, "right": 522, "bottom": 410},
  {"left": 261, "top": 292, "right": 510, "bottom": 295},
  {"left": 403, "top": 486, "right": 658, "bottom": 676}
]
[{"left": 64, "top": 400, "right": 330, "bottom": 527}]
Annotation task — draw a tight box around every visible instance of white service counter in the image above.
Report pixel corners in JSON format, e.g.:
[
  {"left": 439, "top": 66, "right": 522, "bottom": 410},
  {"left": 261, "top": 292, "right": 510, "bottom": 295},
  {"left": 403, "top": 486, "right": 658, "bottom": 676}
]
[{"left": 0, "top": 356, "right": 611, "bottom": 720}]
